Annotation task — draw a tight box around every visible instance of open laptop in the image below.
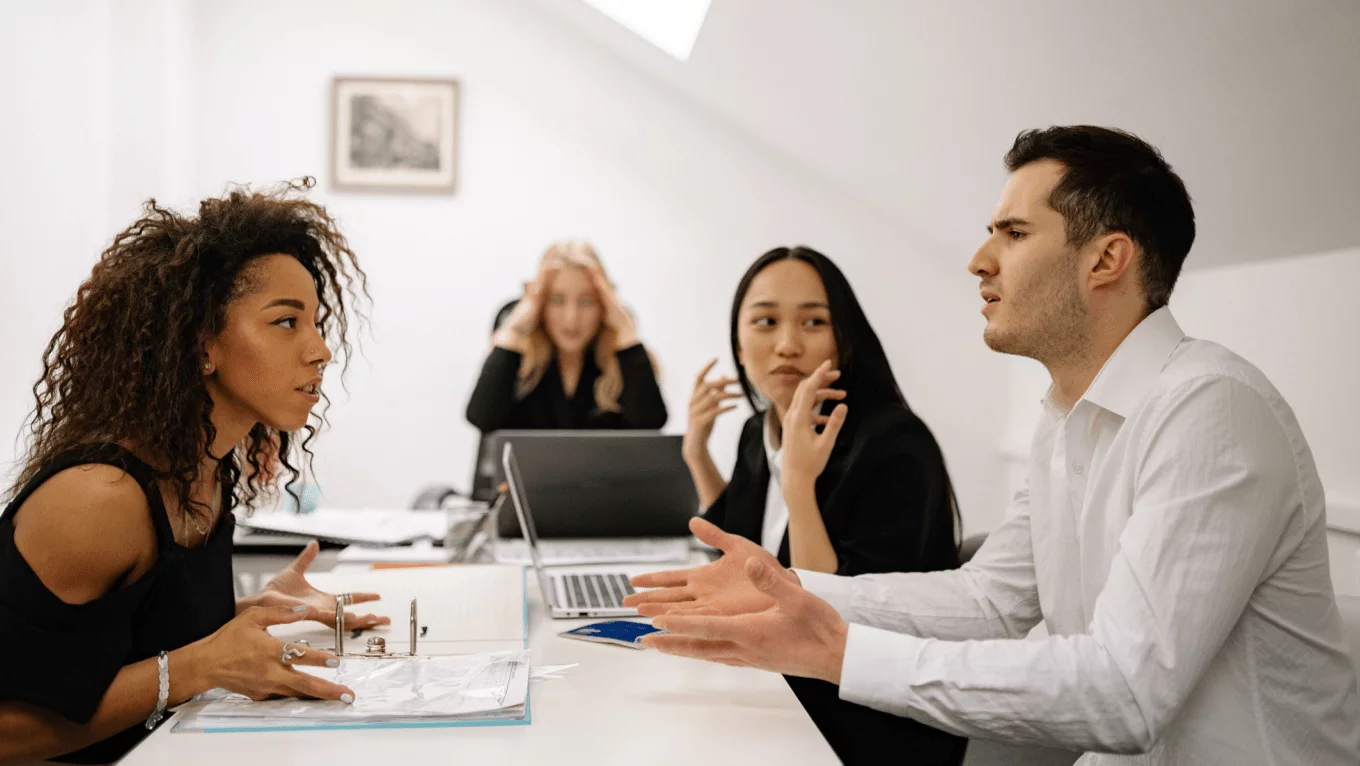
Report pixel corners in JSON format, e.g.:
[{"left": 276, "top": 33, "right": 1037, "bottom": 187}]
[{"left": 502, "top": 443, "right": 638, "bottom": 618}]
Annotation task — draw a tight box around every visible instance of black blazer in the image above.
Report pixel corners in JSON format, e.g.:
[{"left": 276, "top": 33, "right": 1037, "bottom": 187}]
[
  {"left": 703, "top": 405, "right": 965, "bottom": 766},
  {"left": 465, "top": 343, "right": 667, "bottom": 432},
  {"left": 703, "top": 405, "right": 958, "bottom": 576}
]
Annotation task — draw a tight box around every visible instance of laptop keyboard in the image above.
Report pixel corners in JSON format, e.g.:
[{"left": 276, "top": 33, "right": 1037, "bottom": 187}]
[{"left": 561, "top": 573, "right": 635, "bottom": 610}]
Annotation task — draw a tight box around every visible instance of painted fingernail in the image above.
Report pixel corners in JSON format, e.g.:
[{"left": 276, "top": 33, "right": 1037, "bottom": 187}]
[
  {"left": 293, "top": 605, "right": 308, "bottom": 612},
  {"left": 340, "top": 693, "right": 354, "bottom": 704},
  {"left": 326, "top": 658, "right": 339, "bottom": 668}
]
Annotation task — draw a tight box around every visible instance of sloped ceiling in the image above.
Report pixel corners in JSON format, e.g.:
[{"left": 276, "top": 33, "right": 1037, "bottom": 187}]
[{"left": 536, "top": 0, "right": 1360, "bottom": 269}]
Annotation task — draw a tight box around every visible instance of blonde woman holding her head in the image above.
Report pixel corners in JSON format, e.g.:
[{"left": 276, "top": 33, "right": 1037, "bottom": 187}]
[{"left": 466, "top": 241, "right": 667, "bottom": 432}]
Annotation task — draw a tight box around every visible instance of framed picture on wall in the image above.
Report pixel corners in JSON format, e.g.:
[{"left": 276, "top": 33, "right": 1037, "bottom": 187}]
[{"left": 331, "top": 77, "right": 459, "bottom": 193}]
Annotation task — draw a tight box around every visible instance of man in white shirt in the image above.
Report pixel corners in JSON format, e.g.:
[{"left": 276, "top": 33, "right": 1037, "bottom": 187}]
[{"left": 625, "top": 126, "right": 1360, "bottom": 764}]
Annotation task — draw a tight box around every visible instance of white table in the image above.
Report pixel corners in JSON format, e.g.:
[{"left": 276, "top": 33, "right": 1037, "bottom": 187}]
[{"left": 121, "top": 560, "right": 838, "bottom": 766}]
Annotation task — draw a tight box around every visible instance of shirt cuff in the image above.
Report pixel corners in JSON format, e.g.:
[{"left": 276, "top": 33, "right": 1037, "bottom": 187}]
[
  {"left": 838, "top": 623, "right": 927, "bottom": 714},
  {"left": 794, "top": 569, "right": 854, "bottom": 620}
]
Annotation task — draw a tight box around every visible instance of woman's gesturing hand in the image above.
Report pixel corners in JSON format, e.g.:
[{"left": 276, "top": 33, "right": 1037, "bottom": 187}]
[
  {"left": 184, "top": 605, "right": 356, "bottom": 703},
  {"left": 682, "top": 359, "right": 743, "bottom": 461}
]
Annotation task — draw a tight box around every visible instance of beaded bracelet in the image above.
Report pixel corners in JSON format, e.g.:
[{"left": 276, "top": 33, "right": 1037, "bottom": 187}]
[{"left": 144, "top": 651, "right": 170, "bottom": 730}]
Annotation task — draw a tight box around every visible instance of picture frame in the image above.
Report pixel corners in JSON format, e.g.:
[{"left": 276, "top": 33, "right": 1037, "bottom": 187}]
[{"left": 330, "top": 77, "right": 459, "bottom": 193}]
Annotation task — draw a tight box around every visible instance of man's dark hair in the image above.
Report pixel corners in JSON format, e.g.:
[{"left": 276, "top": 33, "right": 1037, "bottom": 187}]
[{"left": 1005, "top": 126, "right": 1195, "bottom": 312}]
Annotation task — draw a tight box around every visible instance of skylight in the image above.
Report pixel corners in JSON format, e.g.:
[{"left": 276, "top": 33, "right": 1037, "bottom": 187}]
[{"left": 579, "top": 0, "right": 712, "bottom": 61}]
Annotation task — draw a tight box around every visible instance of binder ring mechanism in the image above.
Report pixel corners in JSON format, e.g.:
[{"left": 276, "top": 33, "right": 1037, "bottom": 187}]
[{"left": 333, "top": 595, "right": 420, "bottom": 659}]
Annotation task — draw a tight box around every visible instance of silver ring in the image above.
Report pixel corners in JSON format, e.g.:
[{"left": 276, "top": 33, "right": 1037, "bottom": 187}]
[
  {"left": 281, "top": 643, "right": 307, "bottom": 665},
  {"left": 339, "top": 592, "right": 355, "bottom": 606}
]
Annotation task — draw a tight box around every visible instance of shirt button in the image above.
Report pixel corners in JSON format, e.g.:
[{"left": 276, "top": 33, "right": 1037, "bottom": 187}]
[{"left": 1072, "top": 463, "right": 1084, "bottom": 475}]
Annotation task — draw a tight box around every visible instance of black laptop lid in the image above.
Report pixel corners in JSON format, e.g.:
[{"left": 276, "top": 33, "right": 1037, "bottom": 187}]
[{"left": 486, "top": 431, "right": 698, "bottom": 538}]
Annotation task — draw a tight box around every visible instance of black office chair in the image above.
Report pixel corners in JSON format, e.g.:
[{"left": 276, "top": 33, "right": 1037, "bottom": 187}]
[{"left": 492, "top": 299, "right": 518, "bottom": 333}]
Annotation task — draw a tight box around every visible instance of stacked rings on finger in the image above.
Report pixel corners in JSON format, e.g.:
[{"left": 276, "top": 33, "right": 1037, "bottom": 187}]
[
  {"left": 281, "top": 643, "right": 308, "bottom": 665},
  {"left": 339, "top": 592, "right": 355, "bottom": 606}
]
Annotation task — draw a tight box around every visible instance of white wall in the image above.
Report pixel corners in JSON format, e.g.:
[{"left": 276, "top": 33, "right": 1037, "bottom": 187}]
[
  {"left": 173, "top": 0, "right": 1010, "bottom": 528},
  {"left": 0, "top": 0, "right": 1011, "bottom": 530},
  {"left": 1173, "top": 247, "right": 1360, "bottom": 597},
  {"left": 0, "top": 2, "right": 113, "bottom": 482},
  {"left": 1001, "top": 247, "right": 1360, "bottom": 597},
  {"left": 4, "top": 0, "right": 1349, "bottom": 595},
  {"left": 107, "top": 0, "right": 195, "bottom": 226}
]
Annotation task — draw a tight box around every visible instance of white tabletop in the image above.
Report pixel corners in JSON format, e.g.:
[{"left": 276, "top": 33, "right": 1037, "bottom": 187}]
[{"left": 121, "top": 561, "right": 838, "bottom": 766}]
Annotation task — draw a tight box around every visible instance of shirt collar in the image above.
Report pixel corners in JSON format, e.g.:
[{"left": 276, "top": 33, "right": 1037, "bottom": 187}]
[
  {"left": 1073, "top": 306, "right": 1186, "bottom": 418},
  {"left": 762, "top": 409, "right": 781, "bottom": 477}
]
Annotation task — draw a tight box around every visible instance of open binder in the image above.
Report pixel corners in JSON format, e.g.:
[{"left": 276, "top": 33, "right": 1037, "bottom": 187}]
[{"left": 173, "top": 565, "right": 532, "bottom": 733}]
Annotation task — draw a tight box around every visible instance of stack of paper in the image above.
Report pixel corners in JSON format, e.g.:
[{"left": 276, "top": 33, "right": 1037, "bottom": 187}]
[
  {"left": 237, "top": 508, "right": 454, "bottom": 546},
  {"left": 174, "top": 651, "right": 531, "bottom": 732},
  {"left": 336, "top": 539, "right": 458, "bottom": 564}
]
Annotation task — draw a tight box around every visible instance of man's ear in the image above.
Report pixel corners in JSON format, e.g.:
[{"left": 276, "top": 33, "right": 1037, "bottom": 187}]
[{"left": 1088, "top": 232, "right": 1137, "bottom": 290}]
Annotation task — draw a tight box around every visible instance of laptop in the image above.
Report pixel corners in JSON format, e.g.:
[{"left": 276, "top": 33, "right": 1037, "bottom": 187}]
[
  {"left": 486, "top": 431, "right": 698, "bottom": 539},
  {"left": 502, "top": 444, "right": 639, "bottom": 619}
]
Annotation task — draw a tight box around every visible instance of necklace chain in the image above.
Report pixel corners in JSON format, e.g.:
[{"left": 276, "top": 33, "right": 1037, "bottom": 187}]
[{"left": 181, "top": 485, "right": 219, "bottom": 543}]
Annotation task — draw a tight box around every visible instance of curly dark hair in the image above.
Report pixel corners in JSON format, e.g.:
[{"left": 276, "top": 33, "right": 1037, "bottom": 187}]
[{"left": 9, "top": 178, "right": 369, "bottom": 522}]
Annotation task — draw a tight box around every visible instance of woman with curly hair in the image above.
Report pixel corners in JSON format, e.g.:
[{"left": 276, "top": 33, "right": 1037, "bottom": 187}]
[
  {"left": 0, "top": 181, "right": 380, "bottom": 764},
  {"left": 465, "top": 240, "right": 667, "bottom": 432}
]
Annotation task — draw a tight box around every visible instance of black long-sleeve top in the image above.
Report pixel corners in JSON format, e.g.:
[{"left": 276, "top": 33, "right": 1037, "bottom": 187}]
[
  {"left": 465, "top": 343, "right": 667, "bottom": 432},
  {"left": 703, "top": 404, "right": 966, "bottom": 766}
]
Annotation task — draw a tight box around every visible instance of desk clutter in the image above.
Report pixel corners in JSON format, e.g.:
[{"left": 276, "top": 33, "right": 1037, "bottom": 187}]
[{"left": 199, "top": 433, "right": 709, "bottom": 739}]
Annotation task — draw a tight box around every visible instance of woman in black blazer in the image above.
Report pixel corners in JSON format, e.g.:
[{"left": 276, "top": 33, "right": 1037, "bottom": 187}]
[
  {"left": 682, "top": 246, "right": 965, "bottom": 765},
  {"left": 466, "top": 241, "right": 667, "bottom": 432}
]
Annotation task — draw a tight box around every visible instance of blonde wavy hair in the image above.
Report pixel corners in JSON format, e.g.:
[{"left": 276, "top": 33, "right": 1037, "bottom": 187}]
[{"left": 516, "top": 241, "right": 627, "bottom": 413}]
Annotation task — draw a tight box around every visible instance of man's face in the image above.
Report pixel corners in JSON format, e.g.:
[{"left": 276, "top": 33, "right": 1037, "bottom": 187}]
[{"left": 967, "top": 159, "right": 1092, "bottom": 364}]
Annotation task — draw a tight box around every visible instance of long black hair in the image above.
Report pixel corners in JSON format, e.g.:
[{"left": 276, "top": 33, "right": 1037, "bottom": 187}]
[
  {"left": 728, "top": 245, "right": 962, "bottom": 545},
  {"left": 729, "top": 246, "right": 906, "bottom": 413}
]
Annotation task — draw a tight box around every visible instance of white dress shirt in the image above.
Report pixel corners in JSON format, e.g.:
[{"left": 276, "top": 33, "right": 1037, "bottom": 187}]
[
  {"left": 760, "top": 411, "right": 789, "bottom": 557},
  {"left": 798, "top": 308, "right": 1360, "bottom": 764}
]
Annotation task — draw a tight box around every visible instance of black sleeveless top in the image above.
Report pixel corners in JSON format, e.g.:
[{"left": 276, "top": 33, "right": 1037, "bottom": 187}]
[{"left": 0, "top": 444, "right": 236, "bottom": 764}]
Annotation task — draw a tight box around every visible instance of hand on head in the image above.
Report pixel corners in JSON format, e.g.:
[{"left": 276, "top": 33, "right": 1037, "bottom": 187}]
[
  {"left": 586, "top": 265, "right": 638, "bottom": 347},
  {"left": 505, "top": 258, "right": 559, "bottom": 336}
]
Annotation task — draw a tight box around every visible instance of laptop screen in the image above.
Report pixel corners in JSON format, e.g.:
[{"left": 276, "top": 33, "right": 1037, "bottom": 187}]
[{"left": 501, "top": 444, "right": 555, "bottom": 603}]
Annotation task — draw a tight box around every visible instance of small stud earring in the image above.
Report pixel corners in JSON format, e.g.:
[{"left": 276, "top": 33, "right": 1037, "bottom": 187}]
[{"left": 203, "top": 361, "right": 214, "bottom": 373}]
